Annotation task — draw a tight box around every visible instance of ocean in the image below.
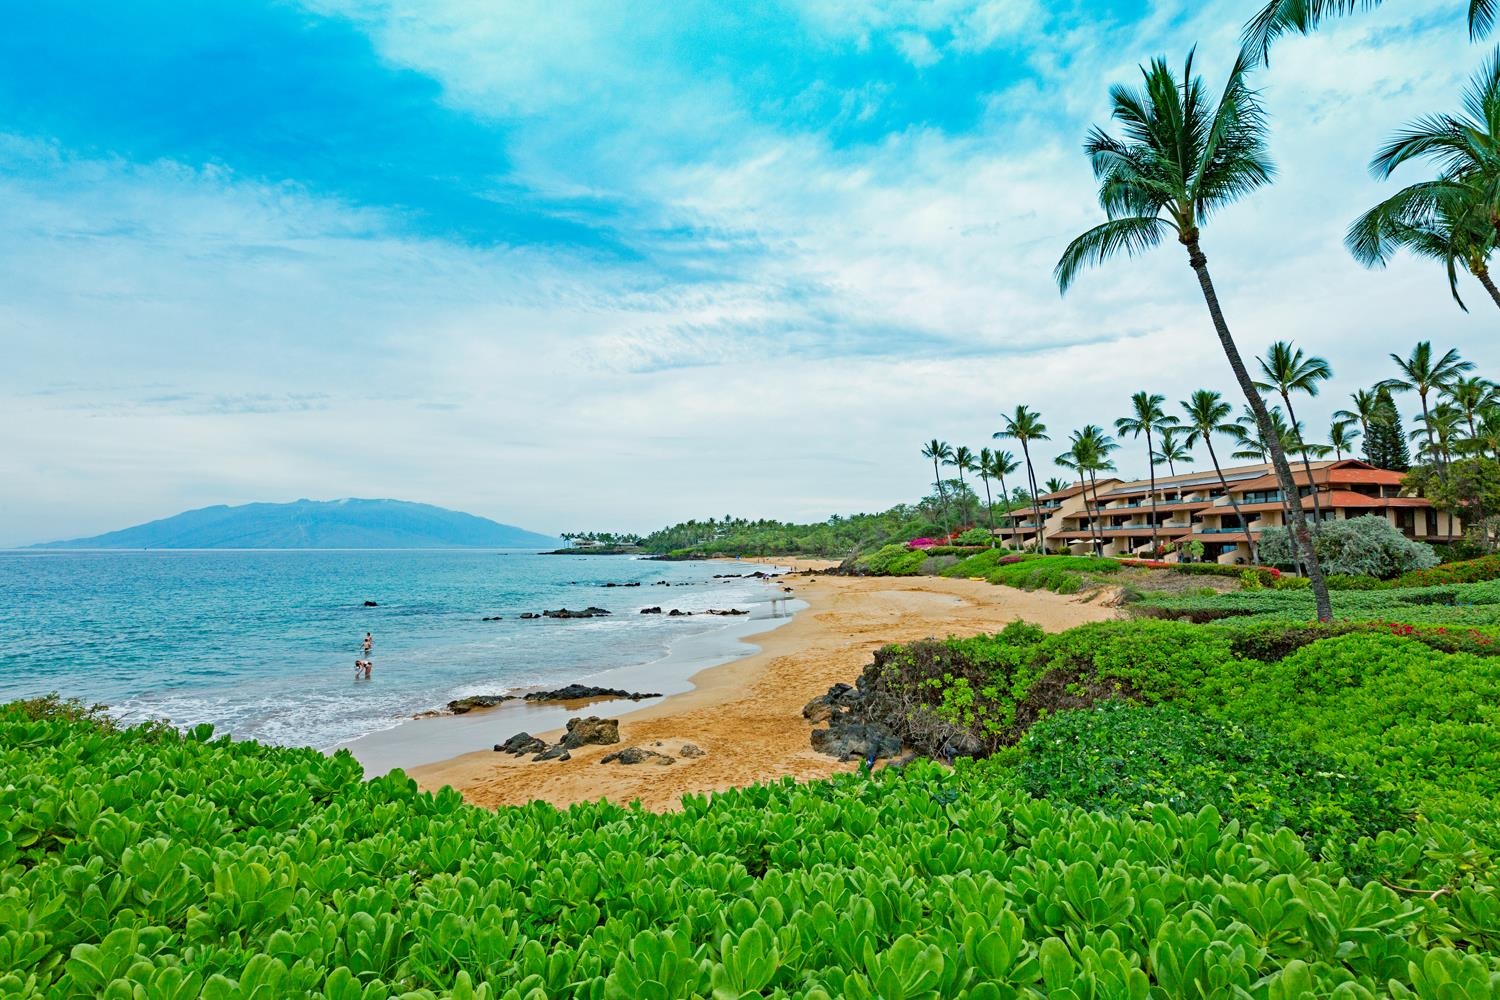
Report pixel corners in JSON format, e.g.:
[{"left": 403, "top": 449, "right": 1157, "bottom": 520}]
[{"left": 0, "top": 549, "right": 792, "bottom": 752}]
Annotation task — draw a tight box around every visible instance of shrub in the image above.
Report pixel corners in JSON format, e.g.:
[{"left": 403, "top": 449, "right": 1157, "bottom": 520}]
[
  {"left": 855, "top": 543, "right": 928, "bottom": 576},
  {"left": 1394, "top": 553, "right": 1500, "bottom": 588},
  {"left": 955, "top": 527, "right": 994, "bottom": 546},
  {"left": 1259, "top": 515, "right": 1439, "bottom": 579},
  {"left": 1018, "top": 703, "right": 1405, "bottom": 858}
]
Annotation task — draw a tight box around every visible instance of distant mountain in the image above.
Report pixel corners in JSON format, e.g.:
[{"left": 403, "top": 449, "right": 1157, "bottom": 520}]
[{"left": 33, "top": 499, "right": 560, "bottom": 549}]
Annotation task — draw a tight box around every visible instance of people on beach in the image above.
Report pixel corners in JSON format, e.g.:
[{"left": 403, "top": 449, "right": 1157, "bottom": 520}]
[{"left": 354, "top": 658, "right": 373, "bottom": 680}]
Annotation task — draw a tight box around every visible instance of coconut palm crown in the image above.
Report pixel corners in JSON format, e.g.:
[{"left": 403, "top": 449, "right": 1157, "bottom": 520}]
[{"left": 1242, "top": 1, "right": 1497, "bottom": 65}]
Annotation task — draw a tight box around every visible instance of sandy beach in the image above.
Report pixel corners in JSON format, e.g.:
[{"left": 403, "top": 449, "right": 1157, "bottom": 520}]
[{"left": 408, "top": 561, "right": 1121, "bottom": 811}]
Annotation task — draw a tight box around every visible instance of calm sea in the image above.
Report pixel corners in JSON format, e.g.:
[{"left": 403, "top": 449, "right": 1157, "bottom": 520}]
[{"left": 0, "top": 550, "right": 788, "bottom": 749}]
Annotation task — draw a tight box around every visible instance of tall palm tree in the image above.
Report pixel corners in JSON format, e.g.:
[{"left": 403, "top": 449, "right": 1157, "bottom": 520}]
[
  {"left": 951, "top": 446, "right": 979, "bottom": 528},
  {"left": 1255, "top": 341, "right": 1334, "bottom": 530},
  {"left": 1347, "top": 176, "right": 1500, "bottom": 310},
  {"left": 1061, "top": 425, "right": 1119, "bottom": 556},
  {"left": 1412, "top": 402, "right": 1465, "bottom": 465},
  {"left": 1242, "top": 1, "right": 1498, "bottom": 65},
  {"left": 1079, "top": 428, "right": 1120, "bottom": 558},
  {"left": 1383, "top": 342, "right": 1474, "bottom": 478},
  {"left": 995, "top": 407, "right": 1050, "bottom": 553},
  {"left": 1115, "top": 392, "right": 1177, "bottom": 556},
  {"left": 921, "top": 439, "right": 955, "bottom": 532},
  {"left": 1055, "top": 49, "right": 1332, "bottom": 619},
  {"left": 1044, "top": 477, "right": 1071, "bottom": 494},
  {"left": 1181, "top": 389, "right": 1260, "bottom": 564},
  {"left": 1329, "top": 420, "right": 1361, "bottom": 461},
  {"left": 1154, "top": 427, "right": 1195, "bottom": 479},
  {"left": 977, "top": 447, "right": 999, "bottom": 543}
]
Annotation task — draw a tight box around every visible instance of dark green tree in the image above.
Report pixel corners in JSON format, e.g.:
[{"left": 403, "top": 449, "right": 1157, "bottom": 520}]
[{"left": 1364, "top": 387, "right": 1412, "bottom": 471}]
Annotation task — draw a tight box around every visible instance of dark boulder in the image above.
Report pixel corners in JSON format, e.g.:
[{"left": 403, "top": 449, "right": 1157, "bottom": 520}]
[
  {"left": 706, "top": 608, "right": 748, "bottom": 616},
  {"left": 520, "top": 612, "right": 540, "bottom": 620},
  {"left": 524, "top": 684, "right": 660, "bottom": 703},
  {"left": 600, "top": 746, "right": 675, "bottom": 766},
  {"left": 543, "top": 607, "right": 612, "bottom": 619},
  {"left": 560, "top": 716, "right": 620, "bottom": 749},
  {"left": 668, "top": 609, "right": 691, "bottom": 616},
  {"left": 810, "top": 720, "right": 902, "bottom": 762},
  {"left": 679, "top": 743, "right": 706, "bottom": 758},
  {"left": 481, "top": 616, "right": 504, "bottom": 621},
  {"left": 447, "top": 694, "right": 514, "bottom": 714},
  {"left": 363, "top": 600, "right": 378, "bottom": 607},
  {"left": 495, "top": 731, "right": 546, "bottom": 756},
  {"left": 640, "top": 607, "right": 663, "bottom": 614},
  {"left": 533, "top": 745, "right": 572, "bottom": 762}
]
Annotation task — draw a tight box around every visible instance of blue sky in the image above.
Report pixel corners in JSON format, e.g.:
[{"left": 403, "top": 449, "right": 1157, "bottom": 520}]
[{"left": 1, "top": 0, "right": 1495, "bottom": 543}]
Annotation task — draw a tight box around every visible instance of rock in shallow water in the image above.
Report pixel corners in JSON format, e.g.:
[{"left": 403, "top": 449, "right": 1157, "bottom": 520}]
[
  {"left": 448, "top": 694, "right": 514, "bottom": 714},
  {"left": 524, "top": 684, "right": 659, "bottom": 703}
]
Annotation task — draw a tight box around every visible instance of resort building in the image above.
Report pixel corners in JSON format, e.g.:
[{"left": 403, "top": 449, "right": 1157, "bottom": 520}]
[{"left": 996, "top": 459, "right": 1459, "bottom": 564}]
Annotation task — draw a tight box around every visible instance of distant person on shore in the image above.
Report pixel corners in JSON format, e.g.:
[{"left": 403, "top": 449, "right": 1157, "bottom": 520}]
[{"left": 363, "top": 632, "right": 373, "bottom": 655}]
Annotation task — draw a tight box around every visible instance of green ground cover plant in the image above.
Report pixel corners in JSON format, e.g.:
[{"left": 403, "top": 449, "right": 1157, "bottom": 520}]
[
  {"left": 939, "top": 554, "right": 1121, "bottom": 594},
  {"left": 853, "top": 543, "right": 928, "bottom": 576},
  {"left": 1015, "top": 702, "right": 1405, "bottom": 861},
  {"left": 1134, "top": 577, "right": 1500, "bottom": 626},
  {"left": 4, "top": 700, "right": 1500, "bottom": 999}
]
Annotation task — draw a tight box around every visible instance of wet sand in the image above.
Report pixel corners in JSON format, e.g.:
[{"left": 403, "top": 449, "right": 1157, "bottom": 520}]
[{"left": 407, "top": 560, "right": 1121, "bottom": 811}]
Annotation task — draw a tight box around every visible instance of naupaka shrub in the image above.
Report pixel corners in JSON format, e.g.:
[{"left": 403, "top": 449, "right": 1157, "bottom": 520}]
[{"left": 3, "top": 700, "right": 1500, "bottom": 999}]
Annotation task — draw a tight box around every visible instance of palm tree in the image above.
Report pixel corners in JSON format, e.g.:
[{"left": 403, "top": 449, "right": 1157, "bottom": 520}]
[
  {"left": 1079, "top": 428, "right": 1120, "bottom": 557},
  {"left": 1060, "top": 425, "right": 1119, "bottom": 556},
  {"left": 996, "top": 407, "right": 1050, "bottom": 553},
  {"left": 1329, "top": 420, "right": 1361, "bottom": 461},
  {"left": 1057, "top": 433, "right": 1101, "bottom": 555},
  {"left": 1334, "top": 387, "right": 1394, "bottom": 440},
  {"left": 1446, "top": 375, "right": 1500, "bottom": 443},
  {"left": 1242, "top": 1, "right": 1498, "bottom": 64},
  {"left": 1043, "top": 477, "right": 1070, "bottom": 494},
  {"left": 1055, "top": 49, "right": 1332, "bottom": 619},
  {"left": 921, "top": 439, "right": 955, "bottom": 532},
  {"left": 992, "top": 450, "right": 1023, "bottom": 539},
  {"left": 1181, "top": 389, "right": 1260, "bottom": 564},
  {"left": 1115, "top": 392, "right": 1177, "bottom": 556},
  {"left": 1255, "top": 341, "right": 1334, "bottom": 530},
  {"left": 1154, "top": 427, "right": 1195, "bottom": 479},
  {"left": 1347, "top": 176, "right": 1500, "bottom": 310},
  {"left": 1412, "top": 402, "right": 1465, "bottom": 465},
  {"left": 977, "top": 447, "right": 999, "bottom": 543},
  {"left": 950, "top": 446, "right": 979, "bottom": 528},
  {"left": 1383, "top": 342, "right": 1474, "bottom": 478}
]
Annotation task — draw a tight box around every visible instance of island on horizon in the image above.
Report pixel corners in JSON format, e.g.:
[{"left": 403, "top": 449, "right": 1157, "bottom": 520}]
[{"left": 30, "top": 498, "right": 560, "bottom": 550}]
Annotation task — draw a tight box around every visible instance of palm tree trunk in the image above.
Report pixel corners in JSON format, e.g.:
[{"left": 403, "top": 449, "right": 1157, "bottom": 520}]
[
  {"left": 1020, "top": 441, "right": 1045, "bottom": 553},
  {"left": 1183, "top": 234, "right": 1332, "bottom": 621},
  {"left": 1076, "top": 473, "right": 1100, "bottom": 555},
  {"left": 1475, "top": 265, "right": 1500, "bottom": 310},
  {"left": 1419, "top": 390, "right": 1445, "bottom": 481},
  {"left": 1280, "top": 394, "right": 1325, "bottom": 532},
  {"left": 1206, "top": 437, "right": 1259, "bottom": 565},
  {"left": 998, "top": 472, "right": 1012, "bottom": 548},
  {"left": 981, "top": 473, "right": 996, "bottom": 547},
  {"left": 1144, "top": 428, "right": 1160, "bottom": 556},
  {"left": 1087, "top": 470, "right": 1106, "bottom": 556},
  {"left": 932, "top": 457, "right": 950, "bottom": 534}
]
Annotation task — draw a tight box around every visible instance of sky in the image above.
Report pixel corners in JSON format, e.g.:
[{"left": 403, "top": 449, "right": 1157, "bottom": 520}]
[{"left": 1, "top": 0, "right": 1496, "bottom": 545}]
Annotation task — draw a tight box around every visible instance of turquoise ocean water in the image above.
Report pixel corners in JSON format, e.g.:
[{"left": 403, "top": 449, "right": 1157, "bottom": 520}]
[{"left": 0, "top": 550, "right": 788, "bottom": 749}]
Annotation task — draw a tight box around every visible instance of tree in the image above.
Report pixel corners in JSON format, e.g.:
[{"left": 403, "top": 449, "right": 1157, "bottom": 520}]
[
  {"left": 1242, "top": 1, "right": 1497, "bottom": 65},
  {"left": 1329, "top": 420, "right": 1361, "bottom": 461},
  {"left": 1058, "top": 426, "right": 1118, "bottom": 555},
  {"left": 921, "top": 440, "right": 955, "bottom": 533},
  {"left": 1407, "top": 457, "right": 1500, "bottom": 550},
  {"left": 1383, "top": 341, "right": 1474, "bottom": 478},
  {"left": 1044, "top": 477, "right": 1071, "bottom": 494},
  {"left": 1335, "top": 387, "right": 1391, "bottom": 441},
  {"left": 1181, "top": 389, "right": 1261, "bottom": 564},
  {"left": 1446, "top": 375, "right": 1500, "bottom": 445},
  {"left": 1347, "top": 176, "right": 1500, "bottom": 310},
  {"left": 1364, "top": 387, "right": 1412, "bottom": 471},
  {"left": 1115, "top": 392, "right": 1178, "bottom": 556},
  {"left": 1258, "top": 515, "right": 1440, "bottom": 578},
  {"left": 1369, "top": 50, "right": 1500, "bottom": 251},
  {"left": 990, "top": 450, "right": 1023, "bottom": 532},
  {"left": 977, "top": 447, "right": 999, "bottom": 543},
  {"left": 1055, "top": 50, "right": 1333, "bottom": 619},
  {"left": 1255, "top": 341, "right": 1334, "bottom": 530},
  {"left": 1154, "top": 426, "right": 1195, "bottom": 479},
  {"left": 950, "top": 446, "right": 979, "bottom": 527},
  {"left": 996, "top": 407, "right": 1051, "bottom": 553}
]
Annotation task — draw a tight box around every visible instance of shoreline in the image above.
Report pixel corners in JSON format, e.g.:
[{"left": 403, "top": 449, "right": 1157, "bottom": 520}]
[
  {"left": 408, "top": 560, "right": 1122, "bottom": 811},
  {"left": 338, "top": 558, "right": 805, "bottom": 775}
]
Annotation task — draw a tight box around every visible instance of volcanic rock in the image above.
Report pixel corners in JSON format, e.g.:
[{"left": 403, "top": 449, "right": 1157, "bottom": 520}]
[
  {"left": 524, "top": 684, "right": 660, "bottom": 703},
  {"left": 560, "top": 716, "right": 620, "bottom": 749},
  {"left": 600, "top": 746, "right": 675, "bottom": 766}
]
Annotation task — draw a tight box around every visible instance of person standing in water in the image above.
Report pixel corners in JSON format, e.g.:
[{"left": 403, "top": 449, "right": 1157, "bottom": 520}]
[{"left": 363, "top": 632, "right": 373, "bottom": 655}]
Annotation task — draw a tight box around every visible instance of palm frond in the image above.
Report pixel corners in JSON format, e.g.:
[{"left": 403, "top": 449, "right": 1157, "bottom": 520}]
[{"left": 1054, "top": 216, "right": 1172, "bottom": 292}]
